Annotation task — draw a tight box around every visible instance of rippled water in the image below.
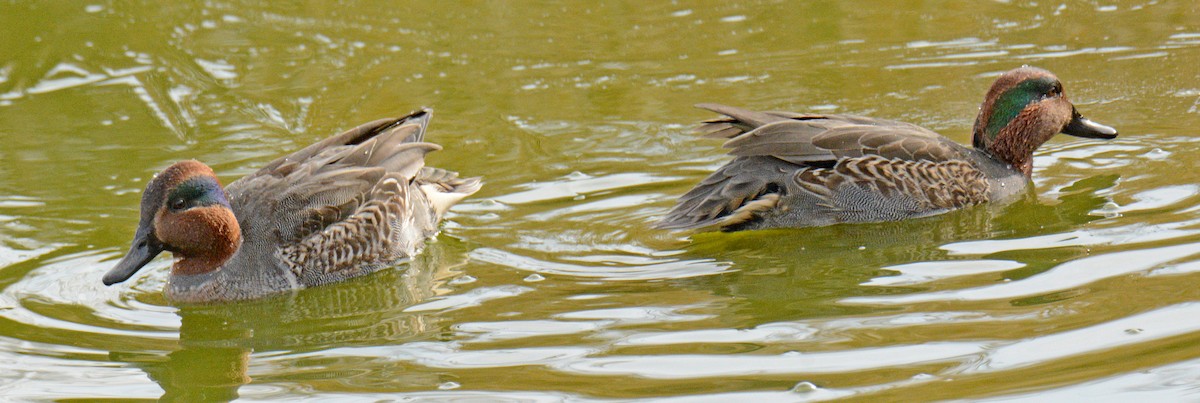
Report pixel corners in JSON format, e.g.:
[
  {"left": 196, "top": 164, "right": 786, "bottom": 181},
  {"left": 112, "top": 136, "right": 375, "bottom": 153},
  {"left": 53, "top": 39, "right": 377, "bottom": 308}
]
[{"left": 2, "top": 0, "right": 1200, "bottom": 401}]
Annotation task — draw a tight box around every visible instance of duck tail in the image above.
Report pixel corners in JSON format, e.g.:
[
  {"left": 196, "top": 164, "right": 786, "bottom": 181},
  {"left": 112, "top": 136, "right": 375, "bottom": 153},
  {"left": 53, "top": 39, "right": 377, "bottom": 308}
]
[{"left": 417, "top": 167, "right": 482, "bottom": 219}]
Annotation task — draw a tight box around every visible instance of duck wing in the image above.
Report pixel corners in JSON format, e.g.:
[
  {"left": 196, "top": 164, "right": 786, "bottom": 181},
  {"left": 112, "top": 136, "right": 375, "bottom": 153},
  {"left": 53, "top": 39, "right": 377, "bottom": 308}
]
[
  {"left": 658, "top": 104, "right": 986, "bottom": 230},
  {"left": 226, "top": 109, "right": 471, "bottom": 279},
  {"left": 697, "top": 103, "right": 967, "bottom": 163}
]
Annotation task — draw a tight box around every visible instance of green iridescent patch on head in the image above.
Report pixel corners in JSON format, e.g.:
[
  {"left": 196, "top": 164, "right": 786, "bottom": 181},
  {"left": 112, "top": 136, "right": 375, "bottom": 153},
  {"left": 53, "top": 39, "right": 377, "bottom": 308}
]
[
  {"left": 166, "top": 176, "right": 228, "bottom": 212},
  {"left": 984, "top": 76, "right": 1060, "bottom": 140}
]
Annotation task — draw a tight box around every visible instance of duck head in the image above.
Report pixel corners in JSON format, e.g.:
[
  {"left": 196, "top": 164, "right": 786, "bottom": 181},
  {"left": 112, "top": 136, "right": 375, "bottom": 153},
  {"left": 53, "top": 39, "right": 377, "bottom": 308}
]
[
  {"left": 972, "top": 66, "right": 1117, "bottom": 176},
  {"left": 104, "top": 160, "right": 241, "bottom": 285}
]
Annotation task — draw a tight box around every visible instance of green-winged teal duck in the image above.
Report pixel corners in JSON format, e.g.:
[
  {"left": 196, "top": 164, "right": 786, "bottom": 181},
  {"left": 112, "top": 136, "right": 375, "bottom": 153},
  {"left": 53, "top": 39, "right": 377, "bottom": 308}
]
[
  {"left": 658, "top": 66, "right": 1117, "bottom": 232},
  {"left": 104, "top": 109, "right": 481, "bottom": 302}
]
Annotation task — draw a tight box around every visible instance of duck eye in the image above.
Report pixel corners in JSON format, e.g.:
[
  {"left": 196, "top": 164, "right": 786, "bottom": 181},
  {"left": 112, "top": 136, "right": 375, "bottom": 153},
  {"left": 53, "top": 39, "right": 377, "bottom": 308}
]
[
  {"left": 1040, "top": 87, "right": 1060, "bottom": 100},
  {"left": 170, "top": 197, "right": 186, "bottom": 210}
]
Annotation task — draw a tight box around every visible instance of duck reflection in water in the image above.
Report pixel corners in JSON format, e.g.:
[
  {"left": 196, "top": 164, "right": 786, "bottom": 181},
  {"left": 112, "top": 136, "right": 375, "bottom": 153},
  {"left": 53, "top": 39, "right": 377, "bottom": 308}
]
[
  {"left": 108, "top": 244, "right": 470, "bottom": 400},
  {"left": 674, "top": 173, "right": 1120, "bottom": 318}
]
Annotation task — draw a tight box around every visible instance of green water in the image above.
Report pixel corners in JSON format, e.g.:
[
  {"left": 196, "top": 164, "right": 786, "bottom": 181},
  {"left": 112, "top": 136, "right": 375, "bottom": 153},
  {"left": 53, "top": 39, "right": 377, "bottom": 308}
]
[{"left": 2, "top": 0, "right": 1200, "bottom": 400}]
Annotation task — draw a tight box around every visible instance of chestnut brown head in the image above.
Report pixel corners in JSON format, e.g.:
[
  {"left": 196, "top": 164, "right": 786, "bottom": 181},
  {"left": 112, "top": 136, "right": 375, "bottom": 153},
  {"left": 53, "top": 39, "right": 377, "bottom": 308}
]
[{"left": 104, "top": 160, "right": 240, "bottom": 285}]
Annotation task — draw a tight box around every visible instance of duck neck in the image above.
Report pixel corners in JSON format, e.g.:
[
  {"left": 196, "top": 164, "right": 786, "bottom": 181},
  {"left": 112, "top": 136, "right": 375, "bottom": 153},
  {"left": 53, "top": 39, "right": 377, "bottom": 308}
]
[
  {"left": 161, "top": 206, "right": 243, "bottom": 277},
  {"left": 173, "top": 240, "right": 239, "bottom": 276},
  {"left": 984, "top": 130, "right": 1037, "bottom": 177},
  {"left": 977, "top": 109, "right": 1049, "bottom": 178}
]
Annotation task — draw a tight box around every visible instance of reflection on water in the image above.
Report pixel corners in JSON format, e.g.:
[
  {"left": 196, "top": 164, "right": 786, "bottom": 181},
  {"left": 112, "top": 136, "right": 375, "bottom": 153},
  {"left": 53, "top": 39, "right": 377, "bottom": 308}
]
[{"left": 2, "top": 0, "right": 1200, "bottom": 400}]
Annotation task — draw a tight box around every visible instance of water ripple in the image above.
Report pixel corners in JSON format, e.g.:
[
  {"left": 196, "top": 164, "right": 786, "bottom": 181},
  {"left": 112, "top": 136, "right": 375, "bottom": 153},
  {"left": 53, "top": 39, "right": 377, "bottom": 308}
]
[{"left": 844, "top": 242, "right": 1200, "bottom": 305}]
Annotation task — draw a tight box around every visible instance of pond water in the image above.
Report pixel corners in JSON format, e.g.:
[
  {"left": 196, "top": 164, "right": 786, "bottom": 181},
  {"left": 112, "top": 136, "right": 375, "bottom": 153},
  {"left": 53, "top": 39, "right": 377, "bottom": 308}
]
[{"left": 2, "top": 0, "right": 1200, "bottom": 401}]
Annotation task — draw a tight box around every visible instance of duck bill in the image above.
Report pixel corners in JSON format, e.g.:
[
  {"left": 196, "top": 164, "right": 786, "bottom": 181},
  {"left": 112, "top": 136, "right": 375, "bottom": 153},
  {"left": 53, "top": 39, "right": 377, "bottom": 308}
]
[
  {"left": 104, "top": 225, "right": 164, "bottom": 285},
  {"left": 1062, "top": 108, "right": 1118, "bottom": 139}
]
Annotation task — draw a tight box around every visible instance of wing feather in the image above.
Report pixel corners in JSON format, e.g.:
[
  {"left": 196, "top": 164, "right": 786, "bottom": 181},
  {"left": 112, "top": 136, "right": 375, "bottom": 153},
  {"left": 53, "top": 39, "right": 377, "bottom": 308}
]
[
  {"left": 660, "top": 103, "right": 983, "bottom": 230},
  {"left": 225, "top": 109, "right": 454, "bottom": 278}
]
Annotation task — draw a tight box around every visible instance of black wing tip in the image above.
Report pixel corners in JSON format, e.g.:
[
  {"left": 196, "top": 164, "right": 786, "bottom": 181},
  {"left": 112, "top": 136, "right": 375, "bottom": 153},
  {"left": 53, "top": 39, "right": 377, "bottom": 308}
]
[
  {"left": 394, "top": 108, "right": 432, "bottom": 127},
  {"left": 379, "top": 108, "right": 434, "bottom": 144},
  {"left": 405, "top": 107, "right": 433, "bottom": 121},
  {"left": 692, "top": 103, "right": 791, "bottom": 131},
  {"left": 694, "top": 103, "right": 744, "bottom": 115}
]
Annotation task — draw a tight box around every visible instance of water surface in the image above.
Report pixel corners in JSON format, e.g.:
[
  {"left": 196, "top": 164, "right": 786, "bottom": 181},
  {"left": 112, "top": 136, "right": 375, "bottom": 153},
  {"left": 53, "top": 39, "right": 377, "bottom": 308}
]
[{"left": 2, "top": 0, "right": 1200, "bottom": 400}]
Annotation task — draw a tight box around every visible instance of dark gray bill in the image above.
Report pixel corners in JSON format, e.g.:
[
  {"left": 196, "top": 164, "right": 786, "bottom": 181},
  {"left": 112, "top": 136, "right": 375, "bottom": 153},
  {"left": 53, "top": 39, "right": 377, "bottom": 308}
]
[
  {"left": 1062, "top": 108, "right": 1118, "bottom": 139},
  {"left": 103, "top": 225, "right": 163, "bottom": 285}
]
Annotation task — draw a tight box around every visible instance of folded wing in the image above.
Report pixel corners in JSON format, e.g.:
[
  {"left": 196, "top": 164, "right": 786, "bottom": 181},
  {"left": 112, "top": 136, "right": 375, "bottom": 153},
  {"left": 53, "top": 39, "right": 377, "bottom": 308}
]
[
  {"left": 659, "top": 104, "right": 985, "bottom": 230},
  {"left": 227, "top": 109, "right": 479, "bottom": 279}
]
